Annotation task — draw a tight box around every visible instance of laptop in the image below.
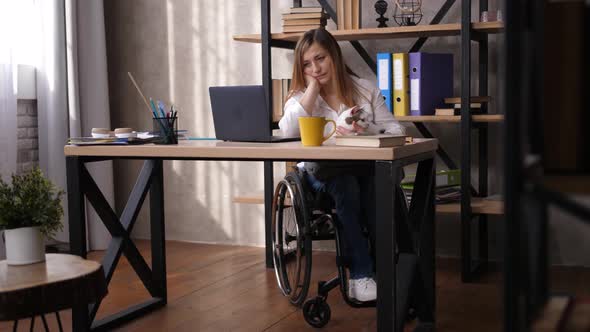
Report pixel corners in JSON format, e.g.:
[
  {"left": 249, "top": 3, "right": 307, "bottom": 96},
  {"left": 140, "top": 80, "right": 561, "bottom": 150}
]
[{"left": 209, "top": 85, "right": 300, "bottom": 143}]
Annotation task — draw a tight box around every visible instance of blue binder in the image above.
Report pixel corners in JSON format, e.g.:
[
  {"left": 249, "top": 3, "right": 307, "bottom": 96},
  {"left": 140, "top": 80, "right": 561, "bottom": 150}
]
[
  {"left": 376, "top": 52, "right": 392, "bottom": 112},
  {"left": 409, "top": 53, "right": 453, "bottom": 116}
]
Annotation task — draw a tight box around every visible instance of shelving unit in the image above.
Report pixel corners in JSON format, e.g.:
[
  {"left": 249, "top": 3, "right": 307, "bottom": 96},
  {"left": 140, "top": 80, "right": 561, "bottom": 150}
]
[
  {"left": 504, "top": 0, "right": 590, "bottom": 330},
  {"left": 236, "top": 0, "right": 504, "bottom": 282}
]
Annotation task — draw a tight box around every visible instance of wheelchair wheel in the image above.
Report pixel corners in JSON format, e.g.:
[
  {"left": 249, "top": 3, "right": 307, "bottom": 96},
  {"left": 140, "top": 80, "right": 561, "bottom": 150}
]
[
  {"left": 271, "top": 172, "right": 312, "bottom": 306},
  {"left": 303, "top": 297, "right": 331, "bottom": 328}
]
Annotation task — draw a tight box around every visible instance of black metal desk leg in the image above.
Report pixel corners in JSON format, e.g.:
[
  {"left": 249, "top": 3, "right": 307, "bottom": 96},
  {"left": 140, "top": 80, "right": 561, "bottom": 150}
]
[
  {"left": 264, "top": 161, "right": 274, "bottom": 268},
  {"left": 66, "top": 156, "right": 90, "bottom": 331},
  {"left": 415, "top": 157, "right": 436, "bottom": 324},
  {"left": 150, "top": 159, "right": 167, "bottom": 302},
  {"left": 375, "top": 161, "right": 399, "bottom": 332}
]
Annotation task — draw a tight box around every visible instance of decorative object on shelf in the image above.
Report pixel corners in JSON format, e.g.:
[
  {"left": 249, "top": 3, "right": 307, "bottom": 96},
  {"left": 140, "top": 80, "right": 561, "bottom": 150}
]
[
  {"left": 393, "top": 0, "right": 423, "bottom": 26},
  {"left": 0, "top": 167, "right": 64, "bottom": 265},
  {"left": 480, "top": 9, "right": 503, "bottom": 22},
  {"left": 374, "top": 0, "right": 389, "bottom": 28}
]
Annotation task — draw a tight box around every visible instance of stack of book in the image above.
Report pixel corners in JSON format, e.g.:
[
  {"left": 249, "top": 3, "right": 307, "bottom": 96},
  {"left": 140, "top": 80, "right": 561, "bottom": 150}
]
[
  {"left": 402, "top": 169, "right": 462, "bottom": 205},
  {"left": 434, "top": 96, "right": 491, "bottom": 116},
  {"left": 271, "top": 78, "right": 291, "bottom": 122},
  {"left": 282, "top": 7, "right": 328, "bottom": 33}
]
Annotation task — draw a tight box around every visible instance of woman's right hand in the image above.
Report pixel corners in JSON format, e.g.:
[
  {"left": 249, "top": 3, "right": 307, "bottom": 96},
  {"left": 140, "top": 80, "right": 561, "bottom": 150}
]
[
  {"left": 304, "top": 75, "right": 320, "bottom": 91},
  {"left": 299, "top": 75, "right": 321, "bottom": 116}
]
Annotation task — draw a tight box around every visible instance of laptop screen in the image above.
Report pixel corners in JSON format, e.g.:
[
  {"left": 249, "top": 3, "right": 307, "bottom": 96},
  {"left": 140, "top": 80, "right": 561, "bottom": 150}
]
[{"left": 209, "top": 85, "right": 272, "bottom": 141}]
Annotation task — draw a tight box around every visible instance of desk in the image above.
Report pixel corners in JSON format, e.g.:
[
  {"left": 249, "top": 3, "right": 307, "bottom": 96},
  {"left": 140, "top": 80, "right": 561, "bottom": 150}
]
[
  {"left": 0, "top": 254, "right": 106, "bottom": 331},
  {"left": 64, "top": 139, "right": 437, "bottom": 332}
]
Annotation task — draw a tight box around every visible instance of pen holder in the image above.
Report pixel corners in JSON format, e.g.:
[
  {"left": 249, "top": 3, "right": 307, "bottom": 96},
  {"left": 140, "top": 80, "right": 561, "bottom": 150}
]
[{"left": 153, "top": 116, "right": 178, "bottom": 144}]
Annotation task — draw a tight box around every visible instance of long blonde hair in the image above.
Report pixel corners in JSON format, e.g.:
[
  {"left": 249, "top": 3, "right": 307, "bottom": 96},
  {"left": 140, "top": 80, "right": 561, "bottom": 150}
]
[{"left": 288, "top": 28, "right": 358, "bottom": 107}]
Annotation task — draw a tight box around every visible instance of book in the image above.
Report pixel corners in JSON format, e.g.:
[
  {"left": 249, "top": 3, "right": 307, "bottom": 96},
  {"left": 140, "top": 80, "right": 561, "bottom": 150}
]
[
  {"left": 282, "top": 25, "right": 324, "bottom": 33},
  {"left": 345, "top": 0, "right": 352, "bottom": 29},
  {"left": 409, "top": 52, "right": 454, "bottom": 116},
  {"left": 282, "top": 18, "right": 327, "bottom": 26},
  {"left": 337, "top": 0, "right": 344, "bottom": 30},
  {"left": 444, "top": 96, "right": 490, "bottom": 104},
  {"left": 453, "top": 103, "right": 482, "bottom": 109},
  {"left": 289, "top": 7, "right": 323, "bottom": 14},
  {"left": 402, "top": 185, "right": 461, "bottom": 205},
  {"left": 281, "top": 12, "right": 325, "bottom": 20},
  {"left": 351, "top": 0, "right": 360, "bottom": 29},
  {"left": 435, "top": 108, "right": 484, "bottom": 116},
  {"left": 434, "top": 108, "right": 457, "bottom": 116},
  {"left": 435, "top": 186, "right": 462, "bottom": 204},
  {"left": 376, "top": 53, "right": 392, "bottom": 112},
  {"left": 392, "top": 53, "right": 410, "bottom": 116},
  {"left": 334, "top": 134, "right": 407, "bottom": 148},
  {"left": 402, "top": 169, "right": 460, "bottom": 190}
]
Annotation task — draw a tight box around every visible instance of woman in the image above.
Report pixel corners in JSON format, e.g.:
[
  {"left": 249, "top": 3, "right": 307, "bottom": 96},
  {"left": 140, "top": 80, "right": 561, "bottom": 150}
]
[{"left": 279, "top": 28, "right": 406, "bottom": 302}]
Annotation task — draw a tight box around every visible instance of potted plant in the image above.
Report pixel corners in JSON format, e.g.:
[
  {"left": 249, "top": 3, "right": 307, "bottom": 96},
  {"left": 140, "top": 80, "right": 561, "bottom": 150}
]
[{"left": 0, "top": 167, "right": 64, "bottom": 265}]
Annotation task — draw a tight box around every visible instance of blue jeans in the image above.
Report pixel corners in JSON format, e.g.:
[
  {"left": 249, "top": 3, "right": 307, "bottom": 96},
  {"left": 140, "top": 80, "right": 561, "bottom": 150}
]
[{"left": 305, "top": 172, "right": 376, "bottom": 279}]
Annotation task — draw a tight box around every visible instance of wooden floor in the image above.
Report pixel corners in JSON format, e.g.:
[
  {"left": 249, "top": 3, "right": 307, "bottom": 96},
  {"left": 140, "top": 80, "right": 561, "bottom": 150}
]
[{"left": 2, "top": 240, "right": 590, "bottom": 331}]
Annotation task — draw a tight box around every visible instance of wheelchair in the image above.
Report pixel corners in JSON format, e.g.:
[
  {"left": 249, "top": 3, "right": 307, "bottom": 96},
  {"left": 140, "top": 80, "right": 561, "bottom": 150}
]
[{"left": 271, "top": 167, "right": 421, "bottom": 328}]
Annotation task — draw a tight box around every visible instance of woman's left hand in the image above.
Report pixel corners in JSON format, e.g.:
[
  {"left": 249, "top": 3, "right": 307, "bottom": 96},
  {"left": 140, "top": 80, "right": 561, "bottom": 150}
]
[
  {"left": 336, "top": 126, "right": 354, "bottom": 136},
  {"left": 352, "top": 122, "right": 366, "bottom": 134},
  {"left": 336, "top": 122, "right": 366, "bottom": 136}
]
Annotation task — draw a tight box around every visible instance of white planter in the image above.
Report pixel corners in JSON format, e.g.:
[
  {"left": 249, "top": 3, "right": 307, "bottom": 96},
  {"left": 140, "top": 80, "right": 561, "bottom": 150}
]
[{"left": 4, "top": 226, "right": 46, "bottom": 265}]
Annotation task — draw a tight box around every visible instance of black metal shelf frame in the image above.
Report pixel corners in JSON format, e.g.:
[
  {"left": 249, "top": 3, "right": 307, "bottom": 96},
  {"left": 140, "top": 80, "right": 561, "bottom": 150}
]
[
  {"left": 261, "top": 0, "right": 493, "bottom": 282},
  {"left": 504, "top": 1, "right": 590, "bottom": 329}
]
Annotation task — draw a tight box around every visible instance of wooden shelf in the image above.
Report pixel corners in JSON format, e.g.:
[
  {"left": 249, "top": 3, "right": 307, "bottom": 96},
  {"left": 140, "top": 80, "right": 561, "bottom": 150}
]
[
  {"left": 233, "top": 21, "right": 504, "bottom": 44},
  {"left": 542, "top": 175, "right": 590, "bottom": 195},
  {"left": 233, "top": 193, "right": 265, "bottom": 204},
  {"left": 396, "top": 114, "right": 504, "bottom": 123},
  {"left": 234, "top": 194, "right": 504, "bottom": 215},
  {"left": 435, "top": 197, "right": 504, "bottom": 215}
]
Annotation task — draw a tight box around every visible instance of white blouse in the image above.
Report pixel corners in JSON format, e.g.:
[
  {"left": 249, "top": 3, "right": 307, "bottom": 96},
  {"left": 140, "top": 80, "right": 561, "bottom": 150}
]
[{"left": 279, "top": 75, "right": 406, "bottom": 138}]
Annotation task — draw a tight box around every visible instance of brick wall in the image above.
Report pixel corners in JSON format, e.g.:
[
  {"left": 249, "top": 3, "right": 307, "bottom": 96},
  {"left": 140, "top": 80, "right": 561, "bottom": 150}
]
[{"left": 16, "top": 100, "right": 38, "bottom": 174}]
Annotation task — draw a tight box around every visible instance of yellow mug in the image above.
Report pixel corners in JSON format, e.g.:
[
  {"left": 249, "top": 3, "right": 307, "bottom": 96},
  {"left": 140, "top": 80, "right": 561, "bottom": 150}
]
[{"left": 298, "top": 116, "right": 336, "bottom": 146}]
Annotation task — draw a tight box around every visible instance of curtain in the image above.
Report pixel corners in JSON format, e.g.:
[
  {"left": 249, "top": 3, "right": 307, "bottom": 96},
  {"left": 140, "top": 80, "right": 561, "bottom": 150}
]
[
  {"left": 37, "top": 0, "right": 113, "bottom": 250},
  {"left": 0, "top": 1, "right": 18, "bottom": 181},
  {"left": 0, "top": 1, "right": 19, "bottom": 259}
]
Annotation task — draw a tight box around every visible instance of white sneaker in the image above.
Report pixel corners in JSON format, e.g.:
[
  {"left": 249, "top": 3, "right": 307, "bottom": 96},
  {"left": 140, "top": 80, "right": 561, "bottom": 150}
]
[{"left": 348, "top": 277, "right": 377, "bottom": 302}]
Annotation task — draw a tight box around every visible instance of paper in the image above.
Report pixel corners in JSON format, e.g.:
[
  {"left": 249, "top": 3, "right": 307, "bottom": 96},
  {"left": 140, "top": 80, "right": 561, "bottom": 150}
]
[
  {"left": 410, "top": 79, "right": 420, "bottom": 111},
  {"left": 394, "top": 59, "right": 403, "bottom": 90},
  {"left": 378, "top": 59, "right": 389, "bottom": 89}
]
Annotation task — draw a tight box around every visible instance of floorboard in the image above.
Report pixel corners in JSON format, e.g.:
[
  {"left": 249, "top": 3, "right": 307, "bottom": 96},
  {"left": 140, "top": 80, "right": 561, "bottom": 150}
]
[{"left": 2, "top": 240, "right": 590, "bottom": 331}]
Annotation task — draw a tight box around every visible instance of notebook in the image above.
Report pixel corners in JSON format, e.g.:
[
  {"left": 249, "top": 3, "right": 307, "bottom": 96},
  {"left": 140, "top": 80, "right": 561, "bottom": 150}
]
[{"left": 209, "top": 85, "right": 300, "bottom": 143}]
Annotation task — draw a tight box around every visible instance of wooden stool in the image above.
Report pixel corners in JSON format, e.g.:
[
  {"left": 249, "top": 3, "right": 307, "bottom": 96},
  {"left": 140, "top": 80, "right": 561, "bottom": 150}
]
[{"left": 0, "top": 254, "right": 107, "bottom": 331}]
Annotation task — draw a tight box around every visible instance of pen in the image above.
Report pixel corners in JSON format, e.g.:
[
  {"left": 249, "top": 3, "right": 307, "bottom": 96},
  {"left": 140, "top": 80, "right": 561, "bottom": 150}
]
[
  {"left": 157, "top": 100, "right": 167, "bottom": 118},
  {"left": 149, "top": 98, "right": 159, "bottom": 118}
]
